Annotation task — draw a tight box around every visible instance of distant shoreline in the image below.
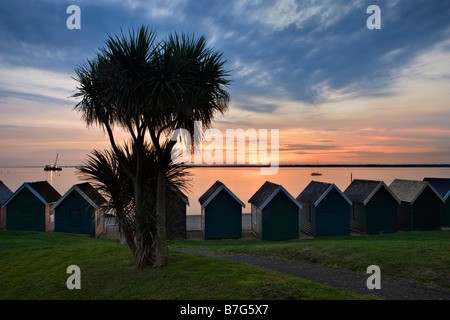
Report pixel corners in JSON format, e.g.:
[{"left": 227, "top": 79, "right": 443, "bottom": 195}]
[
  {"left": 2, "top": 164, "right": 450, "bottom": 169},
  {"left": 186, "top": 164, "right": 450, "bottom": 168}
]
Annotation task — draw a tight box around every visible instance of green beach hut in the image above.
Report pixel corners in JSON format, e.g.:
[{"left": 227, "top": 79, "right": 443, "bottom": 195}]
[
  {"left": 249, "top": 181, "right": 302, "bottom": 241},
  {"left": 344, "top": 179, "right": 400, "bottom": 234},
  {"left": 0, "top": 181, "right": 13, "bottom": 230},
  {"left": 423, "top": 177, "right": 450, "bottom": 227},
  {"left": 3, "top": 181, "right": 61, "bottom": 232},
  {"left": 297, "top": 181, "right": 352, "bottom": 237},
  {"left": 198, "top": 180, "right": 245, "bottom": 240},
  {"left": 389, "top": 179, "right": 444, "bottom": 231},
  {"left": 167, "top": 188, "right": 189, "bottom": 239},
  {"left": 50, "top": 182, "right": 107, "bottom": 237}
]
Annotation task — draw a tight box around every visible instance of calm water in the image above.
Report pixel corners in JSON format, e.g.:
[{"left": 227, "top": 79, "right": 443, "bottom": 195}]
[{"left": 1, "top": 166, "right": 450, "bottom": 215}]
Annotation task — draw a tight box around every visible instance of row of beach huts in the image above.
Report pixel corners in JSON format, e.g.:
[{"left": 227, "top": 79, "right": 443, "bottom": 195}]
[
  {"left": 0, "top": 177, "right": 449, "bottom": 241},
  {"left": 198, "top": 178, "right": 450, "bottom": 240}
]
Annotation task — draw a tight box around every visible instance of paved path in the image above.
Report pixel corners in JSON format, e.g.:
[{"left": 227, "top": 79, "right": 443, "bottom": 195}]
[{"left": 174, "top": 249, "right": 450, "bottom": 300}]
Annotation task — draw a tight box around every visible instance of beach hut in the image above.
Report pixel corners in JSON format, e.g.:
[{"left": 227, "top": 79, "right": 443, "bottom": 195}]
[
  {"left": 167, "top": 188, "right": 189, "bottom": 239},
  {"left": 296, "top": 181, "right": 352, "bottom": 237},
  {"left": 344, "top": 179, "right": 400, "bottom": 234},
  {"left": 50, "top": 183, "right": 107, "bottom": 237},
  {"left": 198, "top": 180, "right": 245, "bottom": 239},
  {"left": 3, "top": 181, "right": 61, "bottom": 232},
  {"left": 423, "top": 177, "right": 450, "bottom": 227},
  {"left": 389, "top": 179, "right": 444, "bottom": 231},
  {"left": 0, "top": 181, "right": 13, "bottom": 230},
  {"left": 249, "top": 181, "right": 302, "bottom": 241}
]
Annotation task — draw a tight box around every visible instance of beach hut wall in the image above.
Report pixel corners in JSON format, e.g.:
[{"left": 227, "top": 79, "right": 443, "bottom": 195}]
[
  {"left": 2, "top": 181, "right": 61, "bottom": 232},
  {"left": 198, "top": 180, "right": 245, "bottom": 240},
  {"left": 167, "top": 188, "right": 189, "bottom": 239},
  {"left": 50, "top": 182, "right": 106, "bottom": 237},
  {"left": 423, "top": 177, "right": 450, "bottom": 227},
  {"left": 297, "top": 181, "right": 351, "bottom": 237},
  {"left": 389, "top": 179, "right": 444, "bottom": 231},
  {"left": 344, "top": 179, "right": 400, "bottom": 234},
  {"left": 0, "top": 181, "right": 13, "bottom": 230},
  {"left": 249, "top": 181, "right": 302, "bottom": 241}
]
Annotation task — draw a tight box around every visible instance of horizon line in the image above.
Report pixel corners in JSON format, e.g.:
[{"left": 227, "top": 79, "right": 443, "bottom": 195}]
[{"left": 2, "top": 164, "right": 450, "bottom": 169}]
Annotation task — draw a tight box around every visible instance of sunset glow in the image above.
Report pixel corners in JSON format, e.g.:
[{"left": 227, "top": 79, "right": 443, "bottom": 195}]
[{"left": 1, "top": 1, "right": 449, "bottom": 167}]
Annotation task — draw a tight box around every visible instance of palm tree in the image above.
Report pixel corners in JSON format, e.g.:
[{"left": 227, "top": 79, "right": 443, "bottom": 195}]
[
  {"left": 77, "top": 144, "right": 191, "bottom": 267},
  {"left": 148, "top": 32, "right": 231, "bottom": 267},
  {"left": 73, "top": 26, "right": 230, "bottom": 268},
  {"left": 74, "top": 27, "right": 159, "bottom": 268}
]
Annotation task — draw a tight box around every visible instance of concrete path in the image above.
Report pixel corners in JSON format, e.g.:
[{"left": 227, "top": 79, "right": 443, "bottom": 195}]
[{"left": 174, "top": 249, "right": 450, "bottom": 300}]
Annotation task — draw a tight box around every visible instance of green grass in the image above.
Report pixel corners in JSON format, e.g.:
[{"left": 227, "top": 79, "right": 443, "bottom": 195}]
[
  {"left": 0, "top": 231, "right": 372, "bottom": 300},
  {"left": 171, "top": 230, "right": 450, "bottom": 290}
]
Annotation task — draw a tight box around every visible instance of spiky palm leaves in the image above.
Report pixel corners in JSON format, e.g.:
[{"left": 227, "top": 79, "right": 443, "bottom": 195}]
[
  {"left": 77, "top": 143, "right": 191, "bottom": 266},
  {"left": 77, "top": 149, "right": 136, "bottom": 254}
]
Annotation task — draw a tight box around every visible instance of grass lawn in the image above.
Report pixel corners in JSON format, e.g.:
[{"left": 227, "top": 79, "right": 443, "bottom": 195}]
[
  {"left": 171, "top": 230, "right": 450, "bottom": 290},
  {"left": 0, "top": 231, "right": 372, "bottom": 300}
]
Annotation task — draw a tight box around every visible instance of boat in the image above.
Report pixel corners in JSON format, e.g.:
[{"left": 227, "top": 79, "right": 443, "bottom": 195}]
[
  {"left": 44, "top": 154, "right": 62, "bottom": 171},
  {"left": 311, "top": 162, "right": 322, "bottom": 176},
  {"left": 311, "top": 167, "right": 322, "bottom": 176}
]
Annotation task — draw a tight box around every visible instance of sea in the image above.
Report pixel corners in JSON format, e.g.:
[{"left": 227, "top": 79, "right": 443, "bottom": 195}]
[{"left": 1, "top": 166, "right": 450, "bottom": 215}]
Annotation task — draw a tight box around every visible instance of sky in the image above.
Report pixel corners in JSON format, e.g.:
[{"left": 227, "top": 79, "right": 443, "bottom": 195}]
[{"left": 0, "top": 0, "right": 449, "bottom": 166}]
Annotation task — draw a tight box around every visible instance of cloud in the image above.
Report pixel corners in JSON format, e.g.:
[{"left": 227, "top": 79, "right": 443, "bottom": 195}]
[
  {"left": 0, "top": 0, "right": 449, "bottom": 166},
  {"left": 280, "top": 143, "right": 342, "bottom": 152},
  {"left": 233, "top": 0, "right": 363, "bottom": 32},
  {"left": 0, "top": 65, "right": 76, "bottom": 103},
  {"left": 0, "top": 122, "right": 110, "bottom": 166},
  {"left": 220, "top": 0, "right": 450, "bottom": 107},
  {"left": 120, "top": 0, "right": 188, "bottom": 20}
]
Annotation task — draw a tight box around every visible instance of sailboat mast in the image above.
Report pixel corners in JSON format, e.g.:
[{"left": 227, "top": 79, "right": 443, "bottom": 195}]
[{"left": 54, "top": 153, "right": 59, "bottom": 167}]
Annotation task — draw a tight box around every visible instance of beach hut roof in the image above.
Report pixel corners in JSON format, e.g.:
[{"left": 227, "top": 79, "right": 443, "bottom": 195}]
[
  {"left": 296, "top": 181, "right": 352, "bottom": 207},
  {"left": 423, "top": 177, "right": 450, "bottom": 200},
  {"left": 344, "top": 179, "right": 400, "bottom": 206},
  {"left": 198, "top": 180, "right": 245, "bottom": 209},
  {"left": 249, "top": 181, "right": 302, "bottom": 210},
  {"left": 389, "top": 179, "right": 444, "bottom": 204},
  {"left": 51, "top": 182, "right": 107, "bottom": 211},
  {"left": 3, "top": 181, "right": 61, "bottom": 207},
  {"left": 170, "top": 186, "right": 189, "bottom": 206},
  {"left": 0, "top": 181, "right": 13, "bottom": 203}
]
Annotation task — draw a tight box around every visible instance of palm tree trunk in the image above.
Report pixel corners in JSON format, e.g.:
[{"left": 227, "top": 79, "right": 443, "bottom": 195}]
[
  {"left": 133, "top": 179, "right": 156, "bottom": 269},
  {"left": 153, "top": 166, "right": 168, "bottom": 268},
  {"left": 119, "top": 216, "right": 136, "bottom": 256}
]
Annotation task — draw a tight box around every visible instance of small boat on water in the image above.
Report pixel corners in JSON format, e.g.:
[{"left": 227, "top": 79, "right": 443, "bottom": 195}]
[
  {"left": 311, "top": 171, "right": 322, "bottom": 176},
  {"left": 44, "top": 154, "right": 62, "bottom": 171}
]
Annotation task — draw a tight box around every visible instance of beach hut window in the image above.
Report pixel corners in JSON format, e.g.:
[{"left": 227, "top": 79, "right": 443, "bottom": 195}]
[
  {"left": 70, "top": 209, "right": 81, "bottom": 227},
  {"left": 50, "top": 213, "right": 54, "bottom": 223},
  {"left": 253, "top": 206, "right": 257, "bottom": 224}
]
